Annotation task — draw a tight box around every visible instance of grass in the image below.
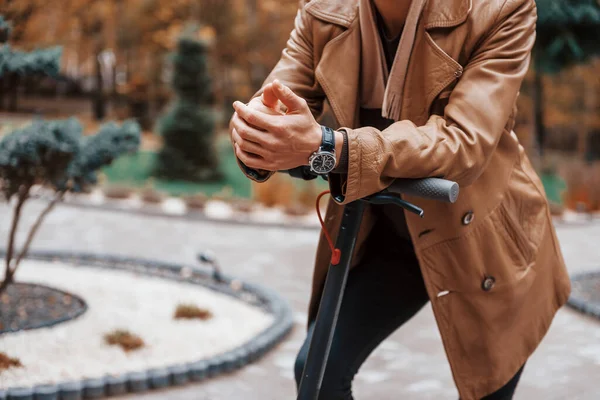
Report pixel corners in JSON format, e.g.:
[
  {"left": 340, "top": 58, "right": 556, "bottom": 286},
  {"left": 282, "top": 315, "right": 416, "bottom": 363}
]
[
  {"left": 541, "top": 172, "right": 567, "bottom": 205},
  {"left": 102, "top": 135, "right": 252, "bottom": 198},
  {"left": 101, "top": 134, "right": 329, "bottom": 200},
  {"left": 104, "top": 329, "right": 145, "bottom": 352}
]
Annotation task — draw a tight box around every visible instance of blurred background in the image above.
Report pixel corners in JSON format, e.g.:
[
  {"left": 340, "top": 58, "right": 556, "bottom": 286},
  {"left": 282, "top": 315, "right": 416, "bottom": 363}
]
[
  {"left": 1, "top": 1, "right": 600, "bottom": 399},
  {"left": 0, "top": 0, "right": 325, "bottom": 215},
  {"left": 0, "top": 0, "right": 599, "bottom": 214}
]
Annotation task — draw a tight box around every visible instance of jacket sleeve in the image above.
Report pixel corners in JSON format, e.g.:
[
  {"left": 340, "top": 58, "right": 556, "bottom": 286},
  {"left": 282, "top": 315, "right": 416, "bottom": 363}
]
[
  {"left": 330, "top": 0, "right": 536, "bottom": 204},
  {"left": 232, "top": 3, "right": 326, "bottom": 183}
]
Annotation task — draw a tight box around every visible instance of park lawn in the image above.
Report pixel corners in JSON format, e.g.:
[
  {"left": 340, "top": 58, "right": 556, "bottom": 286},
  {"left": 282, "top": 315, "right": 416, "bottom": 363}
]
[
  {"left": 101, "top": 136, "right": 329, "bottom": 198},
  {"left": 102, "top": 136, "right": 253, "bottom": 198},
  {"left": 541, "top": 172, "right": 567, "bottom": 205}
]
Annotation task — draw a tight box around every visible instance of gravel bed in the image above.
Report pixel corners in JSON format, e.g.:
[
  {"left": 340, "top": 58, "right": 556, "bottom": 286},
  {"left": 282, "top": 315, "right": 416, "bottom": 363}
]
[
  {"left": 0, "top": 283, "right": 87, "bottom": 334},
  {"left": 0, "top": 253, "right": 292, "bottom": 395}
]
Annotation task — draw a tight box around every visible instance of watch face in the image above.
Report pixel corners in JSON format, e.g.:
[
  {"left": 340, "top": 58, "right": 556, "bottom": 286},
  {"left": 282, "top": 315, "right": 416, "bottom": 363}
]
[{"left": 310, "top": 152, "right": 336, "bottom": 174}]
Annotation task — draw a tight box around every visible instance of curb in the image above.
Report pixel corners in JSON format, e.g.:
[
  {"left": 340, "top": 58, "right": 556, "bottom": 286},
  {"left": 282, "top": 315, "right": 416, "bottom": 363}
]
[
  {"left": 56, "top": 194, "right": 321, "bottom": 232},
  {"left": 567, "top": 271, "right": 600, "bottom": 320},
  {"left": 0, "top": 251, "right": 294, "bottom": 399}
]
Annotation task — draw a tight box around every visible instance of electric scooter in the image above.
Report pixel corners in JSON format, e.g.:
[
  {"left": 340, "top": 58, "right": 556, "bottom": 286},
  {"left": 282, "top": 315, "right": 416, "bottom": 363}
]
[{"left": 286, "top": 167, "right": 459, "bottom": 400}]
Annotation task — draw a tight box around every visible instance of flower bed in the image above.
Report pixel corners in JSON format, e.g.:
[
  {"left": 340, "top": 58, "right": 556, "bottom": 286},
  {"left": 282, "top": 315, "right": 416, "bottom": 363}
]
[{"left": 0, "top": 252, "right": 294, "bottom": 399}]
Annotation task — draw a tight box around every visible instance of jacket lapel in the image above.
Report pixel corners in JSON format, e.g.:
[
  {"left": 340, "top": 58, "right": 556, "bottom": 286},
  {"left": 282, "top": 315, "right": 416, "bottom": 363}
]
[
  {"left": 399, "top": 20, "right": 463, "bottom": 125},
  {"left": 306, "top": 0, "right": 361, "bottom": 128},
  {"left": 306, "top": 0, "right": 471, "bottom": 128}
]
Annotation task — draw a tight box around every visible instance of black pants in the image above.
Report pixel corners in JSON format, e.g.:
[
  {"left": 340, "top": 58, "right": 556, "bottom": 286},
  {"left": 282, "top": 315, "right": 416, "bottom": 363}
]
[{"left": 294, "top": 219, "right": 525, "bottom": 400}]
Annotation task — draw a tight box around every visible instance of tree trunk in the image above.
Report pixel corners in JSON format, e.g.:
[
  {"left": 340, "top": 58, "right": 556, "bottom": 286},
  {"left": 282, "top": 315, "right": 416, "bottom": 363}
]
[
  {"left": 0, "top": 76, "right": 5, "bottom": 110},
  {"left": 533, "top": 54, "right": 546, "bottom": 157},
  {"left": 1, "top": 186, "right": 30, "bottom": 295},
  {"left": 93, "top": 51, "right": 106, "bottom": 120},
  {"left": 8, "top": 72, "right": 20, "bottom": 112},
  {"left": 12, "top": 191, "right": 64, "bottom": 273}
]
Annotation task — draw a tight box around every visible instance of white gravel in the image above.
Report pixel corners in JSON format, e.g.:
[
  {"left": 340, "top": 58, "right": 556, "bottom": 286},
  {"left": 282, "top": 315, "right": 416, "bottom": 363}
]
[{"left": 0, "top": 260, "right": 273, "bottom": 389}]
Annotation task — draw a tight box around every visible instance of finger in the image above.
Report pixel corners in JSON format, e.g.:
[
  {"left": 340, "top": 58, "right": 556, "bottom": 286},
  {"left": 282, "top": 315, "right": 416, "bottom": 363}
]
[
  {"left": 232, "top": 113, "right": 280, "bottom": 151},
  {"left": 233, "top": 101, "right": 277, "bottom": 132},
  {"left": 232, "top": 128, "right": 271, "bottom": 158},
  {"left": 231, "top": 113, "right": 275, "bottom": 147},
  {"left": 261, "top": 83, "right": 279, "bottom": 109},
  {"left": 271, "top": 79, "right": 307, "bottom": 113},
  {"left": 235, "top": 143, "right": 271, "bottom": 170}
]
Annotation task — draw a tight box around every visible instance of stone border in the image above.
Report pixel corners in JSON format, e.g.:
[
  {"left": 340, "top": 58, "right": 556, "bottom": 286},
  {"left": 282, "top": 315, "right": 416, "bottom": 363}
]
[
  {"left": 0, "top": 282, "right": 88, "bottom": 335},
  {"left": 0, "top": 251, "right": 294, "bottom": 400},
  {"left": 55, "top": 190, "right": 322, "bottom": 231},
  {"left": 567, "top": 271, "right": 600, "bottom": 320},
  {"left": 40, "top": 190, "right": 600, "bottom": 232}
]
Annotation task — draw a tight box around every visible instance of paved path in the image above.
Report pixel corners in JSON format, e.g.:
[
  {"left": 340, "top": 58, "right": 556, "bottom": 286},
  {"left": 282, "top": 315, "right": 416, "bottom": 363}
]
[{"left": 1, "top": 202, "right": 599, "bottom": 399}]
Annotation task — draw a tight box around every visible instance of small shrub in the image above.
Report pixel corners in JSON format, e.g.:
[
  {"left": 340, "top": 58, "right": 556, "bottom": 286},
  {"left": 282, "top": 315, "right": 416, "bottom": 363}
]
[
  {"left": 560, "top": 160, "right": 600, "bottom": 212},
  {"left": 140, "top": 188, "right": 164, "bottom": 204},
  {"left": 232, "top": 199, "right": 254, "bottom": 213},
  {"left": 140, "top": 179, "right": 164, "bottom": 204},
  {"left": 284, "top": 203, "right": 311, "bottom": 217},
  {"left": 104, "top": 329, "right": 145, "bottom": 352},
  {"left": 0, "top": 352, "right": 22, "bottom": 371},
  {"left": 153, "top": 32, "right": 219, "bottom": 182},
  {"left": 548, "top": 201, "right": 564, "bottom": 217},
  {"left": 0, "top": 119, "right": 141, "bottom": 293},
  {"left": 103, "top": 185, "right": 134, "bottom": 200},
  {"left": 211, "top": 185, "right": 234, "bottom": 202},
  {"left": 297, "top": 181, "right": 321, "bottom": 210},
  {"left": 252, "top": 174, "right": 294, "bottom": 208},
  {"left": 588, "top": 162, "right": 600, "bottom": 211},
  {"left": 183, "top": 193, "right": 208, "bottom": 210},
  {"left": 174, "top": 303, "right": 213, "bottom": 320}
]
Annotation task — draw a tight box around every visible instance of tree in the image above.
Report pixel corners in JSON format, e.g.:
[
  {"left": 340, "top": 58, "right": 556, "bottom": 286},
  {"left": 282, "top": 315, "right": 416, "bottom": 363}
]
[
  {"left": 0, "top": 15, "right": 61, "bottom": 111},
  {"left": 0, "top": 118, "right": 141, "bottom": 293},
  {"left": 533, "top": 0, "right": 600, "bottom": 155},
  {"left": 153, "top": 29, "right": 220, "bottom": 182}
]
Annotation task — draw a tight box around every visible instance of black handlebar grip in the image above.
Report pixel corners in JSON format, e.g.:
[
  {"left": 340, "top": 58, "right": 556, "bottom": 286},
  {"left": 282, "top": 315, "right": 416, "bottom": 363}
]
[{"left": 386, "top": 178, "right": 459, "bottom": 203}]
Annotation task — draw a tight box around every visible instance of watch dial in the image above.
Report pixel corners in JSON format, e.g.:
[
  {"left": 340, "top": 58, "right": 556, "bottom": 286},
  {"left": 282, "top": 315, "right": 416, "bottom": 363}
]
[{"left": 313, "top": 154, "right": 336, "bottom": 173}]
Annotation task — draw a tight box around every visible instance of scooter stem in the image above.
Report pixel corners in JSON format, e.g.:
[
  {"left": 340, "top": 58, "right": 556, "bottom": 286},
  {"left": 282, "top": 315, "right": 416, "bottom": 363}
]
[{"left": 297, "top": 199, "right": 366, "bottom": 400}]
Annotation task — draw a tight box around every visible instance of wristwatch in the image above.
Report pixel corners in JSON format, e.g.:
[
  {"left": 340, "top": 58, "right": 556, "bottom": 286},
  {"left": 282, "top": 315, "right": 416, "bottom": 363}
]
[{"left": 309, "top": 125, "right": 337, "bottom": 175}]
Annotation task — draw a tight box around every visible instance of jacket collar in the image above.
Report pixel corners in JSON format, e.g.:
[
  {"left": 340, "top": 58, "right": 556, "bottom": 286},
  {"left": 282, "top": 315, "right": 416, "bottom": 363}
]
[{"left": 305, "top": 0, "right": 472, "bottom": 29}]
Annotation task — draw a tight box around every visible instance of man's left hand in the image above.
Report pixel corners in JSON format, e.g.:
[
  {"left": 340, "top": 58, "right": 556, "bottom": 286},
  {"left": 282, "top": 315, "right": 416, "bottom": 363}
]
[{"left": 231, "top": 80, "right": 322, "bottom": 171}]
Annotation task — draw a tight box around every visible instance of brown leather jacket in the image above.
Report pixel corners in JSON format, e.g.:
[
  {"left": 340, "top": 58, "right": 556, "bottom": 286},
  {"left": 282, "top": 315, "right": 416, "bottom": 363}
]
[{"left": 232, "top": 0, "right": 571, "bottom": 398}]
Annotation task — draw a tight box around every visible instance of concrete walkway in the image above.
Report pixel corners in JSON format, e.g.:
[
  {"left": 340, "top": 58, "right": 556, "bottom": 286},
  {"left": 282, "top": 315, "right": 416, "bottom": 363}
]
[{"left": 0, "top": 201, "right": 598, "bottom": 399}]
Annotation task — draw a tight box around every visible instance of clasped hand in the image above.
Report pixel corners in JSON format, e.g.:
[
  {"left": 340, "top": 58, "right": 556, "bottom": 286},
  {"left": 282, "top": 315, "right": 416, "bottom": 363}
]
[{"left": 231, "top": 80, "right": 323, "bottom": 172}]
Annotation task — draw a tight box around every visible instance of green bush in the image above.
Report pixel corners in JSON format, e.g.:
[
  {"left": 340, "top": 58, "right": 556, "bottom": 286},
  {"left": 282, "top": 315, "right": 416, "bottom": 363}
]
[{"left": 154, "top": 29, "right": 220, "bottom": 182}]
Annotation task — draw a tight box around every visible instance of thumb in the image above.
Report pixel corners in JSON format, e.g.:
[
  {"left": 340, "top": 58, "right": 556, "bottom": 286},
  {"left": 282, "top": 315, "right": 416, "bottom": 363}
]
[
  {"left": 271, "top": 79, "right": 306, "bottom": 112},
  {"left": 261, "top": 83, "right": 279, "bottom": 109}
]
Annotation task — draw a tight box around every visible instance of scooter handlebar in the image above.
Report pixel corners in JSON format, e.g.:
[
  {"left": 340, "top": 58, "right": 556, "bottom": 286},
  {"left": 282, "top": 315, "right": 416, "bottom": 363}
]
[
  {"left": 281, "top": 168, "right": 459, "bottom": 203},
  {"left": 385, "top": 178, "right": 459, "bottom": 203}
]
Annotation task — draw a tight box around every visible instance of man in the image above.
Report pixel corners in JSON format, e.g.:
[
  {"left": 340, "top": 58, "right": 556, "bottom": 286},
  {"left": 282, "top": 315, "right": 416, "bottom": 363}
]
[{"left": 229, "top": 0, "right": 571, "bottom": 399}]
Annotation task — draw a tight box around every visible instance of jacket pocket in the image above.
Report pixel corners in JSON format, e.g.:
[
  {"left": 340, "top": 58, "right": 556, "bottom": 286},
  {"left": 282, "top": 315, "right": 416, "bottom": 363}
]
[{"left": 420, "top": 185, "right": 545, "bottom": 294}]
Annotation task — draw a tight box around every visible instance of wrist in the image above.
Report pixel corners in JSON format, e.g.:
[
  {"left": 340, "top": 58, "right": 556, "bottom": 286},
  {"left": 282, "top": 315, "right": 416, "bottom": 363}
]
[
  {"left": 334, "top": 130, "right": 343, "bottom": 167},
  {"left": 305, "top": 123, "right": 323, "bottom": 165}
]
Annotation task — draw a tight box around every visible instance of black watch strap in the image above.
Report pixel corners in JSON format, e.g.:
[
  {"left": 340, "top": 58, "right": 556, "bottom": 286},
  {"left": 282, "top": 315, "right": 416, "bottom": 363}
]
[
  {"left": 321, "top": 125, "right": 335, "bottom": 153},
  {"left": 287, "top": 166, "right": 318, "bottom": 180}
]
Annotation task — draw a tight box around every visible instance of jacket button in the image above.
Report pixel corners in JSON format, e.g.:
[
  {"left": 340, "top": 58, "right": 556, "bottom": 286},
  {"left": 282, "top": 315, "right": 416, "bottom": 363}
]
[
  {"left": 461, "top": 211, "right": 474, "bottom": 225},
  {"left": 455, "top": 69, "right": 463, "bottom": 78},
  {"left": 482, "top": 276, "right": 496, "bottom": 291}
]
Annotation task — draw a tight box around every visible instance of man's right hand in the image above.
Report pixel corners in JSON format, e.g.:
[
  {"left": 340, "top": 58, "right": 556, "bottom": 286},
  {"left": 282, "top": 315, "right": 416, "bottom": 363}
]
[{"left": 230, "top": 83, "right": 284, "bottom": 171}]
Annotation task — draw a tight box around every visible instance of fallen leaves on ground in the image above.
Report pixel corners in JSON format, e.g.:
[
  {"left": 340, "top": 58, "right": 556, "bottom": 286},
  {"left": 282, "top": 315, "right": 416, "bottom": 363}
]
[
  {"left": 104, "top": 330, "right": 145, "bottom": 352},
  {"left": 174, "top": 303, "right": 213, "bottom": 320}
]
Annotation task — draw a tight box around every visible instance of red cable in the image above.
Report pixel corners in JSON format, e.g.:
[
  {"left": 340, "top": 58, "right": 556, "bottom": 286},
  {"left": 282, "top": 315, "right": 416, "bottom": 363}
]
[{"left": 316, "top": 190, "right": 341, "bottom": 265}]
